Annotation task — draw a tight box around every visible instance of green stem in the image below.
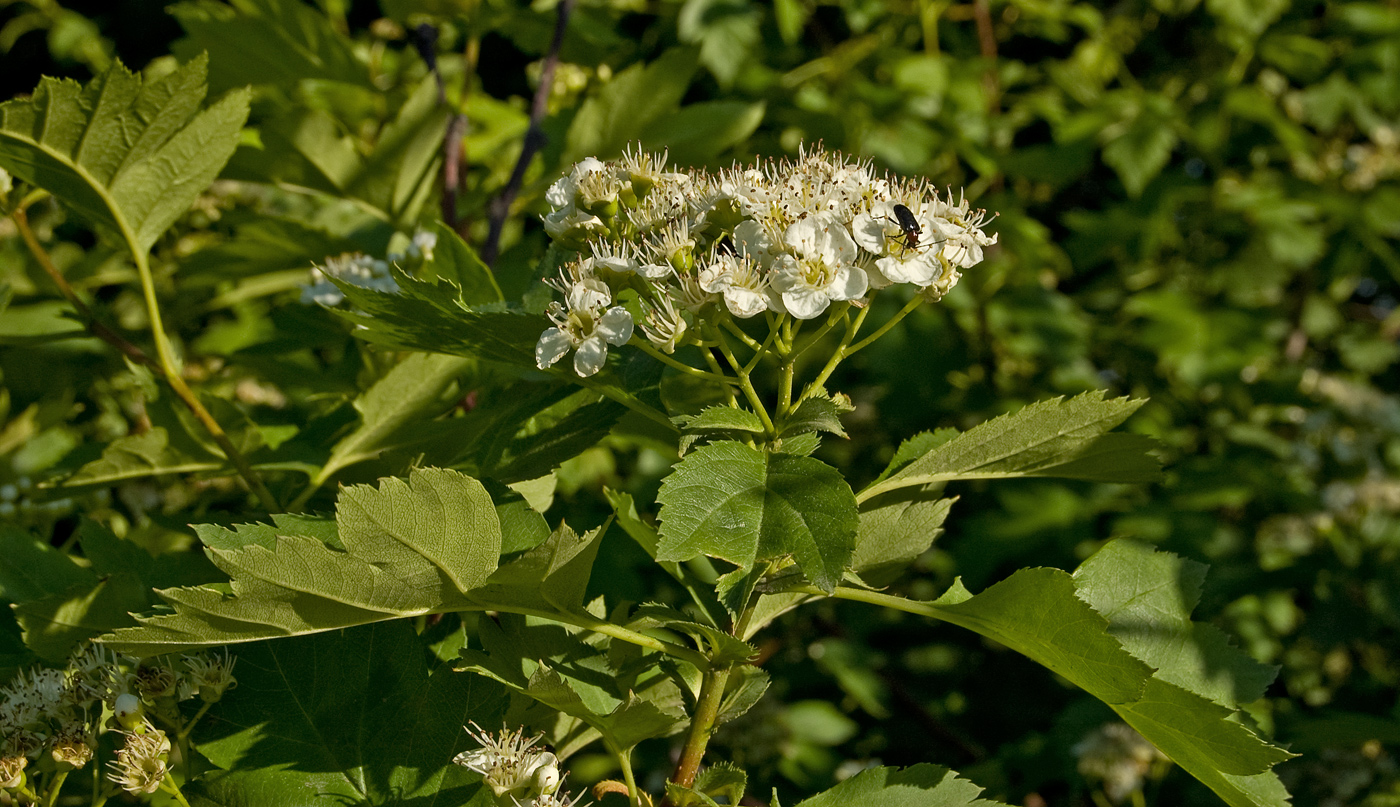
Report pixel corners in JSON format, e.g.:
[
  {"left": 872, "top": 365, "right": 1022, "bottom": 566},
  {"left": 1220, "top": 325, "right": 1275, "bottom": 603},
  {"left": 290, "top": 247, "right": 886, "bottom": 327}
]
[
  {"left": 709, "top": 326, "right": 774, "bottom": 436},
  {"left": 160, "top": 771, "right": 194, "bottom": 807},
  {"left": 11, "top": 204, "right": 278, "bottom": 511},
  {"left": 632, "top": 339, "right": 735, "bottom": 385},
  {"left": 743, "top": 319, "right": 781, "bottom": 375},
  {"left": 176, "top": 700, "right": 214, "bottom": 745},
  {"left": 719, "top": 317, "right": 762, "bottom": 353},
  {"left": 589, "top": 382, "right": 680, "bottom": 433},
  {"left": 844, "top": 293, "right": 924, "bottom": 357},
  {"left": 501, "top": 605, "right": 712, "bottom": 670},
  {"left": 801, "top": 302, "right": 873, "bottom": 399},
  {"left": 700, "top": 348, "right": 739, "bottom": 408},
  {"left": 44, "top": 770, "right": 68, "bottom": 807},
  {"left": 670, "top": 665, "right": 733, "bottom": 789},
  {"left": 131, "top": 248, "right": 280, "bottom": 513},
  {"left": 606, "top": 740, "right": 642, "bottom": 807}
]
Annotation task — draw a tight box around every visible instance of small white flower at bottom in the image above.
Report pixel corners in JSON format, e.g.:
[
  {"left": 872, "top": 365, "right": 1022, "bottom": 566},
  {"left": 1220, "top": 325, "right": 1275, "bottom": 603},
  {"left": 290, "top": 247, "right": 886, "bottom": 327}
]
[{"left": 535, "top": 305, "right": 634, "bottom": 377}]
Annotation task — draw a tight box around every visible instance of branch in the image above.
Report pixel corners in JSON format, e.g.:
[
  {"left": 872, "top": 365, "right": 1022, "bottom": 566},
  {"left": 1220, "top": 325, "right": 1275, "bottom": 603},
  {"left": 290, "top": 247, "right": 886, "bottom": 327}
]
[{"left": 482, "top": 0, "right": 577, "bottom": 265}]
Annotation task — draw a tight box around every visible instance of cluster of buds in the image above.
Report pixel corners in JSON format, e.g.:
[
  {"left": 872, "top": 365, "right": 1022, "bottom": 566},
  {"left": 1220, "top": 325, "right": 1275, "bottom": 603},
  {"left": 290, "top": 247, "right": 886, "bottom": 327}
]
[
  {"left": 535, "top": 145, "right": 997, "bottom": 376},
  {"left": 301, "top": 229, "right": 439, "bottom": 306},
  {"left": 453, "top": 722, "right": 587, "bottom": 807},
  {"left": 0, "top": 643, "right": 237, "bottom": 797}
]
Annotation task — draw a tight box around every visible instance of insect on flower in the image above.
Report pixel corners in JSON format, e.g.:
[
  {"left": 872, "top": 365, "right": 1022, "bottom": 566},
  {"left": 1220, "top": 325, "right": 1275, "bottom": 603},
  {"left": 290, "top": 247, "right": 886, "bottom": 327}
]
[{"left": 888, "top": 203, "right": 932, "bottom": 252}]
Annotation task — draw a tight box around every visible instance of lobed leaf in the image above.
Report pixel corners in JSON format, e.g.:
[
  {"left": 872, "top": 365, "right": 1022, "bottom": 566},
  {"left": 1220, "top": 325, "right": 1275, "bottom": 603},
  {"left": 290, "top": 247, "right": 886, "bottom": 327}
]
[
  {"left": 0, "top": 55, "right": 250, "bottom": 256},
  {"left": 656, "top": 441, "right": 858, "bottom": 594}
]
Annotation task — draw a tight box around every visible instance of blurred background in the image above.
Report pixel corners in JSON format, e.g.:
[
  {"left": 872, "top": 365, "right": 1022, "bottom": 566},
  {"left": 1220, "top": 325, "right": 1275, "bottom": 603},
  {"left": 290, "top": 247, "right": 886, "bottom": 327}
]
[{"left": 2, "top": 0, "right": 1398, "bottom": 804}]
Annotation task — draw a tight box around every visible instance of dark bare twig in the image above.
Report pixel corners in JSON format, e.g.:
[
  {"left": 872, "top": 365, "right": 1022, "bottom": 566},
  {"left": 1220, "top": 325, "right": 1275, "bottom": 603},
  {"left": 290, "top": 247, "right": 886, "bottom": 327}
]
[
  {"left": 972, "top": 0, "right": 1000, "bottom": 112},
  {"left": 482, "top": 0, "right": 577, "bottom": 266},
  {"left": 413, "top": 23, "right": 473, "bottom": 232}
]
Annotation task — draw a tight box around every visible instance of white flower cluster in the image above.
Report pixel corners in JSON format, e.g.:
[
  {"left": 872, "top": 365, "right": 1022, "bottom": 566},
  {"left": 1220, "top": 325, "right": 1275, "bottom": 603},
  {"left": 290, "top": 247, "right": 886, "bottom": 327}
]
[
  {"left": 1073, "top": 723, "right": 1167, "bottom": 803},
  {"left": 453, "top": 722, "right": 587, "bottom": 807},
  {"left": 535, "top": 145, "right": 996, "bottom": 376},
  {"left": 300, "top": 229, "right": 438, "bottom": 306},
  {"left": 0, "top": 643, "right": 237, "bottom": 795}
]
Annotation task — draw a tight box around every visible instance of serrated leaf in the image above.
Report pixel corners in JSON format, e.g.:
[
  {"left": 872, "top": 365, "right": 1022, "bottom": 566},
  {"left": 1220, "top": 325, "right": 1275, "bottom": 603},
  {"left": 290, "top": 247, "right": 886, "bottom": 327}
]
[
  {"left": 0, "top": 55, "right": 250, "bottom": 256},
  {"left": 319, "top": 353, "right": 474, "bottom": 483},
  {"left": 871, "top": 430, "right": 956, "bottom": 484},
  {"left": 330, "top": 268, "right": 544, "bottom": 369},
  {"left": 795, "top": 763, "right": 1006, "bottom": 806},
  {"left": 188, "top": 621, "right": 507, "bottom": 807},
  {"left": 851, "top": 492, "right": 955, "bottom": 586},
  {"left": 456, "top": 613, "right": 687, "bottom": 752},
  {"left": 605, "top": 489, "right": 725, "bottom": 627},
  {"left": 780, "top": 393, "right": 852, "bottom": 439},
  {"left": 656, "top": 441, "right": 858, "bottom": 593},
  {"left": 335, "top": 468, "right": 502, "bottom": 595},
  {"left": 423, "top": 222, "right": 503, "bottom": 305},
  {"left": 102, "top": 468, "right": 506, "bottom": 655},
  {"left": 627, "top": 604, "right": 754, "bottom": 664},
  {"left": 470, "top": 522, "right": 603, "bottom": 613},
  {"left": 62, "top": 427, "right": 224, "bottom": 486},
  {"left": 1072, "top": 540, "right": 1295, "bottom": 806},
  {"left": 676, "top": 405, "right": 766, "bottom": 434},
  {"left": 925, "top": 568, "right": 1152, "bottom": 705},
  {"left": 1075, "top": 540, "right": 1278, "bottom": 708},
  {"left": 859, "top": 392, "right": 1160, "bottom": 501}
]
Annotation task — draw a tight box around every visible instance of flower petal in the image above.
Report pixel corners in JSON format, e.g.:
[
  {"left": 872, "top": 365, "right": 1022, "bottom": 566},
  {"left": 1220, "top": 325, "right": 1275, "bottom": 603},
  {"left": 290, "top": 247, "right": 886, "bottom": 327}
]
[
  {"left": 574, "top": 336, "right": 608, "bottom": 376},
  {"left": 597, "top": 306, "right": 635, "bottom": 346},
  {"left": 535, "top": 328, "right": 573, "bottom": 369},
  {"left": 784, "top": 288, "right": 830, "bottom": 320}
]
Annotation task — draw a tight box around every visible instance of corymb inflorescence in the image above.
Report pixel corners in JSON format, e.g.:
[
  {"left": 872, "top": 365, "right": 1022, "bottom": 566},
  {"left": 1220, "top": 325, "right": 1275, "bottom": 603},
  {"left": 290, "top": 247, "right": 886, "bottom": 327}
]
[{"left": 535, "top": 145, "right": 997, "bottom": 377}]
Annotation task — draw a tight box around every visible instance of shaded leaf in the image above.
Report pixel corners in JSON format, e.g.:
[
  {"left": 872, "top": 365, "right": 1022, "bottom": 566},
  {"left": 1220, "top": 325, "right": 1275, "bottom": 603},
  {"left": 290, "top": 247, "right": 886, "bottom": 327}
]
[{"left": 656, "top": 441, "right": 858, "bottom": 593}]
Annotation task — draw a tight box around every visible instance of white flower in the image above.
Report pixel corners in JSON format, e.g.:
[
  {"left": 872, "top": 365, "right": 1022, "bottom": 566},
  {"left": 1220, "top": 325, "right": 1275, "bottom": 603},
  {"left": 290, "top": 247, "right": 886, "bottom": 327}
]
[
  {"left": 536, "top": 304, "right": 634, "bottom": 377},
  {"left": 769, "top": 213, "right": 868, "bottom": 319},
  {"left": 929, "top": 191, "right": 998, "bottom": 269},
  {"left": 699, "top": 249, "right": 768, "bottom": 318},
  {"left": 852, "top": 201, "right": 942, "bottom": 287},
  {"left": 546, "top": 157, "right": 609, "bottom": 209},
  {"left": 301, "top": 253, "right": 397, "bottom": 306},
  {"left": 454, "top": 723, "right": 563, "bottom": 800}
]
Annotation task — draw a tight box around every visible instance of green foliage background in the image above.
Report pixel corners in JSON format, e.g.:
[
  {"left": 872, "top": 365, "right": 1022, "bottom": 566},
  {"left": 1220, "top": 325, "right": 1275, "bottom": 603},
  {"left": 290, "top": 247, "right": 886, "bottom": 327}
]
[{"left": 1, "top": 0, "right": 1398, "bottom": 804}]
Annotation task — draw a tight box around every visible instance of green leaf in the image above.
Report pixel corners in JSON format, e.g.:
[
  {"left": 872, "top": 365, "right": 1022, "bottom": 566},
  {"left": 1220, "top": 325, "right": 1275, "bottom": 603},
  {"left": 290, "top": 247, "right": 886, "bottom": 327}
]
[
  {"left": 189, "top": 621, "right": 507, "bottom": 807},
  {"left": 795, "top": 763, "right": 1005, "bottom": 807},
  {"left": 470, "top": 522, "right": 603, "bottom": 613},
  {"left": 1074, "top": 540, "right": 1278, "bottom": 708},
  {"left": 1101, "top": 92, "right": 1179, "bottom": 197},
  {"left": 643, "top": 99, "right": 767, "bottom": 165},
  {"left": 627, "top": 604, "right": 755, "bottom": 664},
  {"left": 668, "top": 761, "right": 748, "bottom": 807},
  {"left": 859, "top": 392, "right": 1160, "bottom": 501},
  {"left": 102, "top": 468, "right": 505, "bottom": 655},
  {"left": 676, "top": 406, "right": 766, "bottom": 434},
  {"left": 605, "top": 489, "right": 725, "bottom": 627},
  {"left": 170, "top": 0, "right": 370, "bottom": 93},
  {"left": 226, "top": 76, "right": 447, "bottom": 226},
  {"left": 656, "top": 441, "right": 859, "bottom": 593},
  {"left": 565, "top": 48, "right": 699, "bottom": 163},
  {"left": 456, "top": 612, "right": 687, "bottom": 752},
  {"left": 319, "top": 353, "right": 474, "bottom": 483},
  {"left": 2, "top": 522, "right": 153, "bottom": 661},
  {"left": 423, "top": 222, "right": 503, "bottom": 305},
  {"left": 331, "top": 267, "right": 544, "bottom": 369},
  {"left": 780, "top": 393, "right": 853, "bottom": 439},
  {"left": 1074, "top": 541, "right": 1295, "bottom": 805},
  {"left": 334, "top": 467, "right": 503, "bottom": 596},
  {"left": 61, "top": 427, "right": 224, "bottom": 486},
  {"left": 0, "top": 55, "right": 251, "bottom": 256},
  {"left": 925, "top": 569, "right": 1151, "bottom": 705},
  {"left": 851, "top": 492, "right": 955, "bottom": 586}
]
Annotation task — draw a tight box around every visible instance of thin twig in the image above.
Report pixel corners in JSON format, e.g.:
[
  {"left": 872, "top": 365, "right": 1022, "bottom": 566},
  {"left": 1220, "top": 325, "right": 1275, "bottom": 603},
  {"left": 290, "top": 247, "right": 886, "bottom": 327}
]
[
  {"left": 482, "top": 0, "right": 577, "bottom": 265},
  {"left": 10, "top": 205, "right": 280, "bottom": 512}
]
